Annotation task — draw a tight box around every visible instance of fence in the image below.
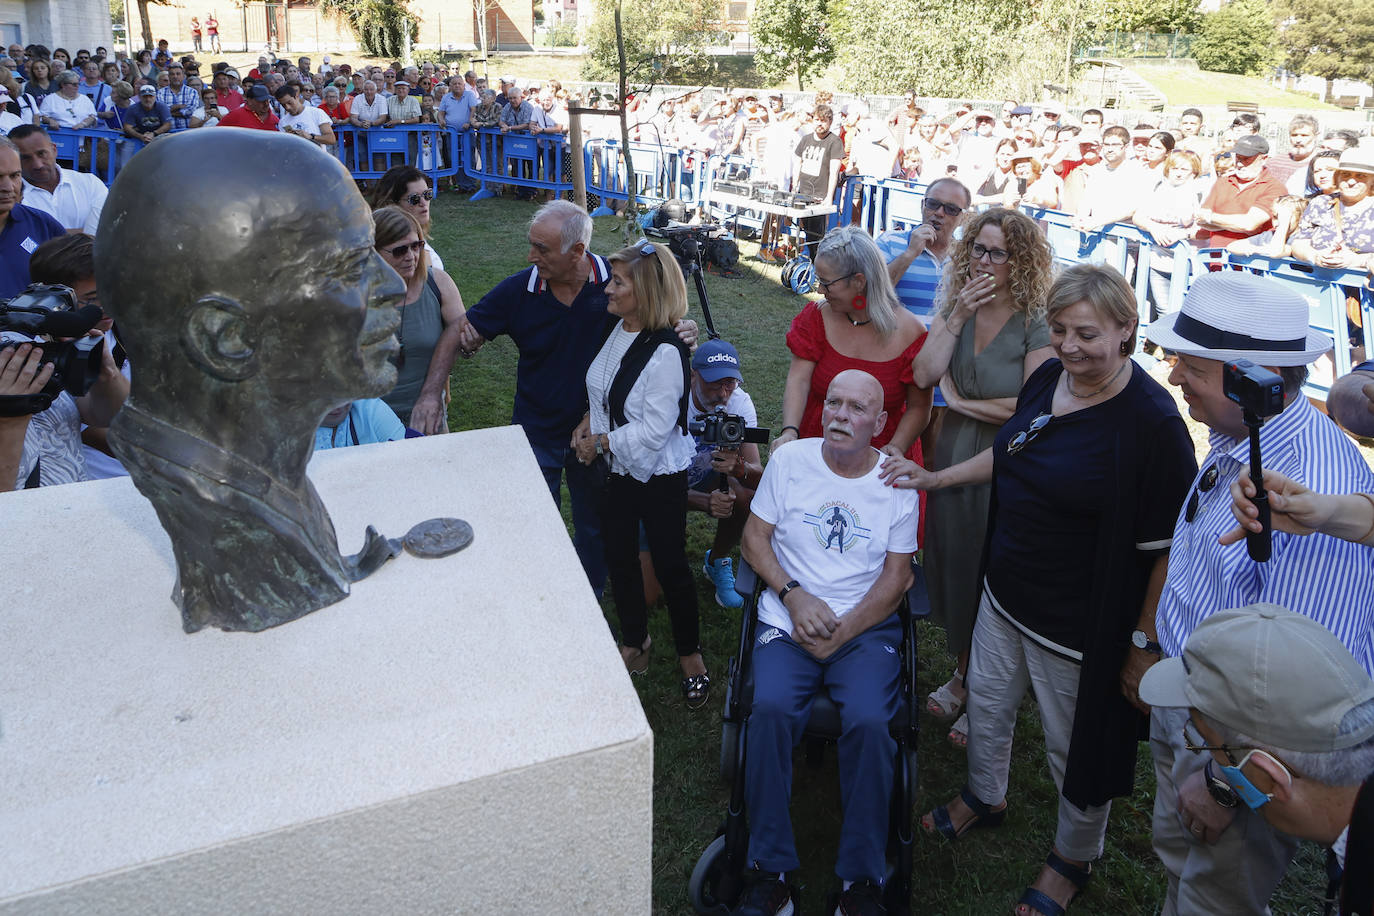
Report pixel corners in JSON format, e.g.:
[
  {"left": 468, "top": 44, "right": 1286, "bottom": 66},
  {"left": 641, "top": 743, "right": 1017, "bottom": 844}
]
[
  {"left": 47, "top": 126, "right": 1373, "bottom": 401},
  {"left": 1076, "top": 30, "right": 1196, "bottom": 61}
]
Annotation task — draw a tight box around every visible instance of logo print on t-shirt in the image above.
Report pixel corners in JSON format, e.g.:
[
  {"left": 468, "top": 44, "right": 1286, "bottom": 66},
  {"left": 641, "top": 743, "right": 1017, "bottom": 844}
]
[{"left": 804, "top": 501, "right": 871, "bottom": 553}]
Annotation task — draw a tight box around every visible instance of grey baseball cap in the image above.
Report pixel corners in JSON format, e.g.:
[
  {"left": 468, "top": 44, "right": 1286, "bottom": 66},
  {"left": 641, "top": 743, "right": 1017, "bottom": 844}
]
[{"left": 1140, "top": 603, "right": 1374, "bottom": 752}]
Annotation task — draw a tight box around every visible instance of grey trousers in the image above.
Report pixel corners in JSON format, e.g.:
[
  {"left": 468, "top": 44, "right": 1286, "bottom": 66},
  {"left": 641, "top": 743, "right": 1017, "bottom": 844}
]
[
  {"left": 966, "top": 593, "right": 1111, "bottom": 862},
  {"left": 1150, "top": 705, "right": 1300, "bottom": 915}
]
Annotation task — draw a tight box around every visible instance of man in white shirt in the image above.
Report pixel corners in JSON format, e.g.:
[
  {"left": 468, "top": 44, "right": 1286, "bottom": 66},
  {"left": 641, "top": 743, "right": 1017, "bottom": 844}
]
[
  {"left": 38, "top": 72, "right": 98, "bottom": 130},
  {"left": 274, "top": 84, "right": 335, "bottom": 147},
  {"left": 10, "top": 125, "right": 106, "bottom": 235},
  {"left": 735, "top": 369, "right": 920, "bottom": 915},
  {"left": 1073, "top": 124, "right": 1150, "bottom": 232}
]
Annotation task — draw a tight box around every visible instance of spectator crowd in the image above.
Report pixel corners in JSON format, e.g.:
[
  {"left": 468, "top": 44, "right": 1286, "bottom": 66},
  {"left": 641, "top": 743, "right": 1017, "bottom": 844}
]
[{"left": 6, "top": 33, "right": 1374, "bottom": 916}]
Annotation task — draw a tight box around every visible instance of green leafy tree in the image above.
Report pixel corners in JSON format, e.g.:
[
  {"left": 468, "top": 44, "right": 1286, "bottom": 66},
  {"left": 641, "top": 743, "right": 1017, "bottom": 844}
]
[
  {"left": 581, "top": 0, "right": 722, "bottom": 84},
  {"left": 750, "top": 0, "right": 833, "bottom": 90},
  {"left": 1276, "top": 0, "right": 1374, "bottom": 99},
  {"left": 1191, "top": 0, "right": 1281, "bottom": 75},
  {"left": 828, "top": 0, "right": 1074, "bottom": 98},
  {"left": 1100, "top": 0, "right": 1201, "bottom": 33},
  {"left": 317, "top": 0, "right": 419, "bottom": 59}
]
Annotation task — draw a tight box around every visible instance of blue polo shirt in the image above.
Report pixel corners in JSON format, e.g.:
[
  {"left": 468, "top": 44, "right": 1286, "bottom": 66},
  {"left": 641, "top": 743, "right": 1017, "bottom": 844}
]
[
  {"left": 465, "top": 253, "right": 612, "bottom": 449},
  {"left": 0, "top": 204, "right": 66, "bottom": 298}
]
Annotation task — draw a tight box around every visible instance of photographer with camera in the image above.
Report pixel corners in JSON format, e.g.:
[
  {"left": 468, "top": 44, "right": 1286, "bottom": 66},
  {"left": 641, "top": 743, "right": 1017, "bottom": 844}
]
[
  {"left": 1128, "top": 271, "right": 1374, "bottom": 914},
  {"left": 683, "top": 339, "right": 763, "bottom": 609}
]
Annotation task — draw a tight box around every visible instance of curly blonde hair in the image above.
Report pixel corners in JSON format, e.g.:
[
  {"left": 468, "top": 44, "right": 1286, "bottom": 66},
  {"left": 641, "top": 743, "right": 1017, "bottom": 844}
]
[{"left": 939, "top": 207, "right": 1053, "bottom": 321}]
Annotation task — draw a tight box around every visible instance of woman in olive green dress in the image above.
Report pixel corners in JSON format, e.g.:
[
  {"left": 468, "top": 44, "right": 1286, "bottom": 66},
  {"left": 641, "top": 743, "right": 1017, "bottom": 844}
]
[{"left": 912, "top": 207, "right": 1055, "bottom": 747}]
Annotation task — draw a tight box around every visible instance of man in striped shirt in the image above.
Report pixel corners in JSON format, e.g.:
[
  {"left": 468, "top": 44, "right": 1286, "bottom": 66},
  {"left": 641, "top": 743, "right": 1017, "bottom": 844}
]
[{"left": 1131, "top": 271, "right": 1374, "bottom": 915}]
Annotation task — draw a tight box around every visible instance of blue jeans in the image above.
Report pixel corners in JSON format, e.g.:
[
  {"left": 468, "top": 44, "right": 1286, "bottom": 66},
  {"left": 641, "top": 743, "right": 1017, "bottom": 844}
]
[
  {"left": 530, "top": 441, "right": 606, "bottom": 599},
  {"left": 745, "top": 615, "right": 901, "bottom": 882}
]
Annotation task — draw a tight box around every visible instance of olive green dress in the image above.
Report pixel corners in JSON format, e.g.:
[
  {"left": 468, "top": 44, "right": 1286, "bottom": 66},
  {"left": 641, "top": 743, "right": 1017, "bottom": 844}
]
[{"left": 926, "top": 309, "right": 1050, "bottom": 655}]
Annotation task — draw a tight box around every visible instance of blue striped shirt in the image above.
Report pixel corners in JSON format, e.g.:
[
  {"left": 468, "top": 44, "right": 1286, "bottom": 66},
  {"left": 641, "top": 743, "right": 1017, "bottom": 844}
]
[
  {"left": 1157, "top": 394, "right": 1374, "bottom": 674},
  {"left": 875, "top": 228, "right": 947, "bottom": 407}
]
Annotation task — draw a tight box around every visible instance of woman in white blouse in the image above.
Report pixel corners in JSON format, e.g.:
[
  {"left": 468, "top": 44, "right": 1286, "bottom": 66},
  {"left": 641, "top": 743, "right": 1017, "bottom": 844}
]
[{"left": 573, "top": 240, "right": 708, "bottom": 707}]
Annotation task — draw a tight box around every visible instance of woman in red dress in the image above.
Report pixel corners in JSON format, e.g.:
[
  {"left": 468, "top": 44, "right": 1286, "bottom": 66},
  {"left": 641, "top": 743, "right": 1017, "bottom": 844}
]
[{"left": 775, "top": 224, "right": 932, "bottom": 469}]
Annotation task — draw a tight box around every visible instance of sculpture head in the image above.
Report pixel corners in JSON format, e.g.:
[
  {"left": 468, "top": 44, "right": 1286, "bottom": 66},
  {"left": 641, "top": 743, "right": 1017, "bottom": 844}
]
[{"left": 97, "top": 128, "right": 404, "bottom": 468}]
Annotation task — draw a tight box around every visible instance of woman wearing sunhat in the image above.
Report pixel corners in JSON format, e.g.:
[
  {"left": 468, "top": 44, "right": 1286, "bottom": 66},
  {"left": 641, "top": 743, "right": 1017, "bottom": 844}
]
[{"left": 1290, "top": 147, "right": 1374, "bottom": 270}]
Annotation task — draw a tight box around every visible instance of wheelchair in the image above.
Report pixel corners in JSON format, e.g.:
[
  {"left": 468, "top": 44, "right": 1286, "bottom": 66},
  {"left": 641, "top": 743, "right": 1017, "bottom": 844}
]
[{"left": 687, "top": 560, "right": 927, "bottom": 915}]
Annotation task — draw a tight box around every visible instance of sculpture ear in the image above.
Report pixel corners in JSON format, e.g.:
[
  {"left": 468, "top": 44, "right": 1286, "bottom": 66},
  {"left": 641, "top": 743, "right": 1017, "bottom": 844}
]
[{"left": 181, "top": 296, "right": 260, "bottom": 381}]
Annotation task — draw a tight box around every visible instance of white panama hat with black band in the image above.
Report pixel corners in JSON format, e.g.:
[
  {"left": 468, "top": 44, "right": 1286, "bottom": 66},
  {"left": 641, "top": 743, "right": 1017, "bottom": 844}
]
[{"left": 1143, "top": 271, "right": 1332, "bottom": 366}]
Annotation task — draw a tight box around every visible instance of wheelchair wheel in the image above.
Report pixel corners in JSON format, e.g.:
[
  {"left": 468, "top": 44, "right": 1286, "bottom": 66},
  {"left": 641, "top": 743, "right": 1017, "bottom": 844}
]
[{"left": 687, "top": 834, "right": 733, "bottom": 915}]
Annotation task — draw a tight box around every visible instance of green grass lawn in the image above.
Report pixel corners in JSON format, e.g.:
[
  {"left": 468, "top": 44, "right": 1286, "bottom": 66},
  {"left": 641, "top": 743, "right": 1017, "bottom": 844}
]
[
  {"left": 1133, "top": 65, "right": 1341, "bottom": 112},
  {"left": 425, "top": 190, "right": 1331, "bottom": 914}
]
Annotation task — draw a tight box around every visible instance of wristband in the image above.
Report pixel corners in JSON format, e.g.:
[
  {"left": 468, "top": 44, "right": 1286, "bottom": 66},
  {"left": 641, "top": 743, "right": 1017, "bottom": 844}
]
[
  {"left": 595, "top": 435, "right": 603, "bottom": 456},
  {"left": 777, "top": 580, "right": 801, "bottom": 603},
  {"left": 778, "top": 425, "right": 799, "bottom": 437}
]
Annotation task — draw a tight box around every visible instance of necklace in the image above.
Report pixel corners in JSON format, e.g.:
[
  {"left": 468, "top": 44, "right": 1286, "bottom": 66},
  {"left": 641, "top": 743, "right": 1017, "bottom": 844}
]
[
  {"left": 845, "top": 313, "right": 871, "bottom": 327},
  {"left": 1066, "top": 360, "right": 1127, "bottom": 399}
]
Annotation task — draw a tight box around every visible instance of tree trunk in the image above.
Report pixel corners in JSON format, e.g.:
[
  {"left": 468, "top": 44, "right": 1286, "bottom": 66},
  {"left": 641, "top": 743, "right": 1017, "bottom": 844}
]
[
  {"left": 616, "top": 0, "right": 636, "bottom": 215},
  {"left": 1325, "top": 77, "right": 1334, "bottom": 103},
  {"left": 137, "top": 0, "right": 154, "bottom": 50}
]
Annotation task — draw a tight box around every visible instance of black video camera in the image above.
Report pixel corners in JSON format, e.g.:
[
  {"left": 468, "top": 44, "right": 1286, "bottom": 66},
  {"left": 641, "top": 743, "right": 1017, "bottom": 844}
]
[
  {"left": 688, "top": 409, "right": 769, "bottom": 449},
  {"left": 0, "top": 283, "right": 106, "bottom": 416},
  {"left": 1222, "top": 359, "right": 1284, "bottom": 419},
  {"left": 644, "top": 201, "right": 740, "bottom": 271}
]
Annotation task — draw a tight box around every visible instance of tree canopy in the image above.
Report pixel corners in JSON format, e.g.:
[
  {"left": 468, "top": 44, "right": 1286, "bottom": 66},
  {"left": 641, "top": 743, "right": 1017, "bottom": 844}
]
[
  {"left": 1277, "top": 0, "right": 1374, "bottom": 84},
  {"left": 1191, "top": 0, "right": 1281, "bottom": 76},
  {"left": 317, "top": 0, "right": 419, "bottom": 59},
  {"left": 750, "top": 0, "right": 833, "bottom": 91},
  {"left": 581, "top": 0, "right": 723, "bottom": 84}
]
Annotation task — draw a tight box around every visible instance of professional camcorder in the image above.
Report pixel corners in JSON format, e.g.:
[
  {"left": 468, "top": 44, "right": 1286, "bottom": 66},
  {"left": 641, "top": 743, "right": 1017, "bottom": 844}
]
[
  {"left": 643, "top": 200, "right": 740, "bottom": 272},
  {"left": 688, "top": 408, "right": 769, "bottom": 449},
  {"left": 0, "top": 283, "right": 106, "bottom": 416}
]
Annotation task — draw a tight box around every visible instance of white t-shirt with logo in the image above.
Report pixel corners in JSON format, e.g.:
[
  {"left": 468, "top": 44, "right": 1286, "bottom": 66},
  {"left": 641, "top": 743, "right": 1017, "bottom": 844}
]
[
  {"left": 750, "top": 438, "right": 919, "bottom": 633},
  {"left": 279, "top": 105, "right": 331, "bottom": 137}
]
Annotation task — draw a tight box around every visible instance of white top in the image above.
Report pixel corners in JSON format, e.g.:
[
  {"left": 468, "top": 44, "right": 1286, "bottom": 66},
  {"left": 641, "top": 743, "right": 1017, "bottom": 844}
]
[
  {"left": 280, "top": 105, "right": 331, "bottom": 137},
  {"left": 424, "top": 241, "right": 444, "bottom": 271},
  {"left": 0, "top": 110, "right": 23, "bottom": 134},
  {"left": 191, "top": 104, "right": 228, "bottom": 128},
  {"left": 749, "top": 438, "right": 919, "bottom": 633},
  {"left": 38, "top": 92, "right": 96, "bottom": 128},
  {"left": 585, "top": 322, "right": 694, "bottom": 482},
  {"left": 17, "top": 392, "right": 88, "bottom": 488},
  {"left": 351, "top": 95, "right": 388, "bottom": 124},
  {"left": 21, "top": 166, "right": 108, "bottom": 235}
]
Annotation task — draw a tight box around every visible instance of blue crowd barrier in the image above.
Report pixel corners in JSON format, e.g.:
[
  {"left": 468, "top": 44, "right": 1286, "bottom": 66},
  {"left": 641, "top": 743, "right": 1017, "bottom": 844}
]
[
  {"left": 584, "top": 139, "right": 701, "bottom": 217},
  {"left": 331, "top": 124, "right": 461, "bottom": 188},
  {"left": 463, "top": 127, "right": 573, "bottom": 201},
  {"left": 49, "top": 127, "right": 148, "bottom": 186}
]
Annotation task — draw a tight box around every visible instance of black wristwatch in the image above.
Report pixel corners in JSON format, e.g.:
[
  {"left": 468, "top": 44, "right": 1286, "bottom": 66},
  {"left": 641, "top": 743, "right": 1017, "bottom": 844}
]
[
  {"left": 1132, "top": 629, "right": 1163, "bottom": 654},
  {"left": 1205, "top": 758, "right": 1239, "bottom": 808},
  {"left": 777, "top": 580, "right": 801, "bottom": 604}
]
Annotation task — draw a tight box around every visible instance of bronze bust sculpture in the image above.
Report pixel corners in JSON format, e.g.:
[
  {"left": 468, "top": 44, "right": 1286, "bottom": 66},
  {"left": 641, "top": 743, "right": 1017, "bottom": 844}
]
[{"left": 99, "top": 128, "right": 413, "bottom": 633}]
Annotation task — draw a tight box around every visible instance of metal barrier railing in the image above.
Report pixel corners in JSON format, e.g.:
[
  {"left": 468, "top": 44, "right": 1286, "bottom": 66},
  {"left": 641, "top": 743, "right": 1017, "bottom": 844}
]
[
  {"left": 49, "top": 127, "right": 149, "bottom": 185},
  {"left": 464, "top": 128, "right": 573, "bottom": 201},
  {"left": 331, "top": 124, "right": 461, "bottom": 186}
]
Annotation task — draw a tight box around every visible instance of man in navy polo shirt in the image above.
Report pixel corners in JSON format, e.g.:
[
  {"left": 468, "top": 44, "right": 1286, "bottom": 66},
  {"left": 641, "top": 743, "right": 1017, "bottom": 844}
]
[
  {"left": 0, "top": 137, "right": 65, "bottom": 298},
  {"left": 459, "top": 200, "right": 696, "bottom": 597}
]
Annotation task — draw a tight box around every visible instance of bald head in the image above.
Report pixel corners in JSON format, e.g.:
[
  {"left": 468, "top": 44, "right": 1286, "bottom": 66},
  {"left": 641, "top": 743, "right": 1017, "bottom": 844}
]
[
  {"left": 1328, "top": 369, "right": 1374, "bottom": 438},
  {"left": 822, "top": 369, "right": 888, "bottom": 453}
]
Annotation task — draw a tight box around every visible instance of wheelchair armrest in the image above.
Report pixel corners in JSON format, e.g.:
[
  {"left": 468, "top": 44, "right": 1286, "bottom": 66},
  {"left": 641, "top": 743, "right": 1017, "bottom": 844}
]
[{"left": 735, "top": 558, "right": 760, "bottom": 601}]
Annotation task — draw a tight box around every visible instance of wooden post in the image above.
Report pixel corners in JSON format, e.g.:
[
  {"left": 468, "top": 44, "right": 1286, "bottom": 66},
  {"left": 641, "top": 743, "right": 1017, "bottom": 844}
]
[{"left": 569, "top": 106, "right": 588, "bottom": 210}]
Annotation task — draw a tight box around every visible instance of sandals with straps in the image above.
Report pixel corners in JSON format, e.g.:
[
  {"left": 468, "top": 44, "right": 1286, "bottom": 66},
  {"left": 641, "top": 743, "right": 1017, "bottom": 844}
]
[
  {"left": 1014, "top": 850, "right": 1092, "bottom": 916},
  {"left": 922, "top": 785, "right": 1007, "bottom": 840}
]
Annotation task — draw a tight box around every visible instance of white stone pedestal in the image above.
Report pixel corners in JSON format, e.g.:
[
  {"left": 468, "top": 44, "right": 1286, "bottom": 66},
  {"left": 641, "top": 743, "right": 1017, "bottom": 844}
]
[{"left": 0, "top": 426, "right": 652, "bottom": 914}]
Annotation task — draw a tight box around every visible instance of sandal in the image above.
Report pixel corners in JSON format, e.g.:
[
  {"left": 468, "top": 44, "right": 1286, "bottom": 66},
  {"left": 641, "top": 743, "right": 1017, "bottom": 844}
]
[
  {"left": 681, "top": 672, "right": 711, "bottom": 709},
  {"left": 621, "top": 636, "right": 651, "bottom": 676},
  {"left": 1014, "top": 851, "right": 1092, "bottom": 916},
  {"left": 926, "top": 675, "right": 966, "bottom": 720},
  {"left": 921, "top": 785, "right": 1007, "bottom": 840},
  {"left": 948, "top": 712, "right": 969, "bottom": 750}
]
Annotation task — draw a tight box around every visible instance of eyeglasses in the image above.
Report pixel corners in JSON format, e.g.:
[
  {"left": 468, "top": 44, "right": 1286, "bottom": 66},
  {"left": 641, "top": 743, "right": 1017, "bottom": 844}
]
[
  {"left": 1183, "top": 717, "right": 1292, "bottom": 809},
  {"left": 1007, "top": 411, "right": 1052, "bottom": 455},
  {"left": 922, "top": 197, "right": 963, "bottom": 217},
  {"left": 385, "top": 240, "right": 424, "bottom": 258},
  {"left": 970, "top": 242, "right": 1010, "bottom": 264},
  {"left": 404, "top": 189, "right": 434, "bottom": 206},
  {"left": 1184, "top": 464, "right": 1219, "bottom": 523},
  {"left": 815, "top": 271, "right": 856, "bottom": 293}
]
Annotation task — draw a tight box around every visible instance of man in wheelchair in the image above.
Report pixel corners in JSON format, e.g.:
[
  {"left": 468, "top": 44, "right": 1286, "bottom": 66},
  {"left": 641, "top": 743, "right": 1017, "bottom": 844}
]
[{"left": 736, "top": 369, "right": 920, "bottom": 916}]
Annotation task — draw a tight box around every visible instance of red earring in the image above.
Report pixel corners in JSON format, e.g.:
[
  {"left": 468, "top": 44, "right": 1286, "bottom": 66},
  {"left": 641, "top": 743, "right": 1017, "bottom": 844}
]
[{"left": 851, "top": 294, "right": 867, "bottom": 311}]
